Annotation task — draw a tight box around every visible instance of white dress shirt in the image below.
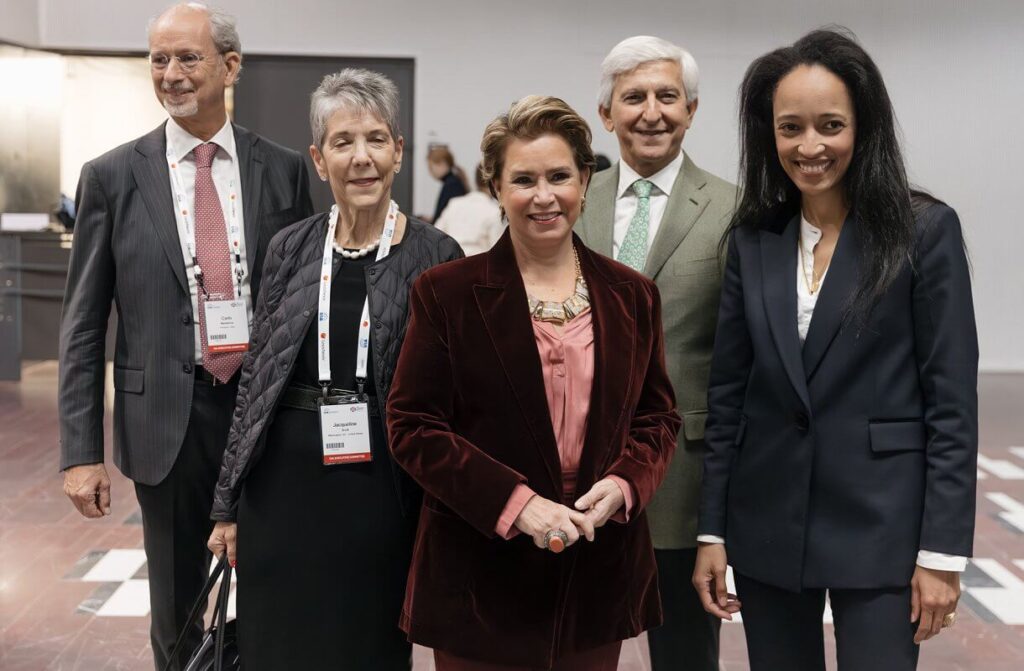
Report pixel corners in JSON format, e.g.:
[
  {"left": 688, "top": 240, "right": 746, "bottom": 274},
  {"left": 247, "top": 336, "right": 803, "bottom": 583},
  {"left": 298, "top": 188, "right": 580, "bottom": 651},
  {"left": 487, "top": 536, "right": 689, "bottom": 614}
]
[
  {"left": 165, "top": 118, "right": 251, "bottom": 363},
  {"left": 611, "top": 151, "right": 685, "bottom": 259},
  {"left": 433, "top": 190, "right": 505, "bottom": 256},
  {"left": 698, "top": 214, "right": 967, "bottom": 572}
]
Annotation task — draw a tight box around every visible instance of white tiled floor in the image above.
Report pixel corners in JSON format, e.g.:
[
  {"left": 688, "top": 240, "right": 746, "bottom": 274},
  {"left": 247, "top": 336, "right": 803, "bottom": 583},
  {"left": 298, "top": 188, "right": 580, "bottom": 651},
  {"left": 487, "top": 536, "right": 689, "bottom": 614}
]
[
  {"left": 81, "top": 549, "right": 147, "bottom": 582},
  {"left": 96, "top": 580, "right": 153, "bottom": 617}
]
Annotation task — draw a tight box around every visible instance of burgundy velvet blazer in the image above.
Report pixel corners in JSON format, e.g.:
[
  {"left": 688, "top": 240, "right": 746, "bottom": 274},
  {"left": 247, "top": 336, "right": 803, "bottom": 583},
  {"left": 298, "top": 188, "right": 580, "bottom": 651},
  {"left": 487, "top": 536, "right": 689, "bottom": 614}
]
[{"left": 387, "top": 230, "right": 681, "bottom": 667}]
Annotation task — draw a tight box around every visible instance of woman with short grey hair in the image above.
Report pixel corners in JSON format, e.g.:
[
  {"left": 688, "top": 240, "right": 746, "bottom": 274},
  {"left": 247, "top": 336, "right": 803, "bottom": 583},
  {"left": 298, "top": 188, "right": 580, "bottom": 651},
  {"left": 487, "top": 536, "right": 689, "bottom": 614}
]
[{"left": 207, "top": 68, "right": 463, "bottom": 670}]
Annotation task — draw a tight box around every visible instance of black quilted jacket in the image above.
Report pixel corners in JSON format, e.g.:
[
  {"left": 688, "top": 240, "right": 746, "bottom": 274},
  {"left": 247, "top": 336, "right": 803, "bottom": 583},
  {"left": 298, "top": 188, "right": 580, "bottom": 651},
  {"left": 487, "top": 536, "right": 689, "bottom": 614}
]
[{"left": 211, "top": 212, "right": 463, "bottom": 521}]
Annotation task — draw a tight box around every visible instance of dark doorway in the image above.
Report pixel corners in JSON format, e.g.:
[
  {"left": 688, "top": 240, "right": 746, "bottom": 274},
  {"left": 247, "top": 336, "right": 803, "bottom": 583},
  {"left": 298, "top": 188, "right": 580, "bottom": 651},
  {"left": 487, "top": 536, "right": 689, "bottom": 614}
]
[{"left": 232, "top": 55, "right": 415, "bottom": 214}]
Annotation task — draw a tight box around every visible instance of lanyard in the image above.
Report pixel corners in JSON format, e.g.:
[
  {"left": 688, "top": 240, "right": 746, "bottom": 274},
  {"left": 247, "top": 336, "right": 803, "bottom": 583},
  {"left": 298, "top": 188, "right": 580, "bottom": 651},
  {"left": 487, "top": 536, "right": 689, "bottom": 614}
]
[
  {"left": 317, "top": 200, "right": 399, "bottom": 395},
  {"left": 167, "top": 149, "right": 245, "bottom": 298}
]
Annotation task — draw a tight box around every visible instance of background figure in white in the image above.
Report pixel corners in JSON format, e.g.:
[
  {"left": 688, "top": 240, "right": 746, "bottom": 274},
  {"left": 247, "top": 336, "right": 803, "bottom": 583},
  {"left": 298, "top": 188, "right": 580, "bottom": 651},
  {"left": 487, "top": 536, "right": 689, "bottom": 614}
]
[{"left": 434, "top": 164, "right": 504, "bottom": 255}]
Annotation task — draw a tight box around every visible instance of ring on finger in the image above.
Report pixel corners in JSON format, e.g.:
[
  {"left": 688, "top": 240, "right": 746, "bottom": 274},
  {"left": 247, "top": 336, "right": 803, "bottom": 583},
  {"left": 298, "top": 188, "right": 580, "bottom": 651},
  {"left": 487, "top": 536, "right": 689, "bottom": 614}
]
[
  {"left": 942, "top": 612, "right": 956, "bottom": 628},
  {"left": 543, "top": 529, "right": 569, "bottom": 553}
]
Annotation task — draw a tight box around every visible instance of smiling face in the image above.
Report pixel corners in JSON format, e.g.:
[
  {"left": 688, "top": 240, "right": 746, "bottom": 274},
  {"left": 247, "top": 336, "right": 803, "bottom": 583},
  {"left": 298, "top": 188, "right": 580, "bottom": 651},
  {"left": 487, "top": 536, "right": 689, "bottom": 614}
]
[
  {"left": 148, "top": 7, "right": 239, "bottom": 121},
  {"left": 600, "top": 59, "right": 696, "bottom": 177},
  {"left": 310, "top": 106, "right": 403, "bottom": 211},
  {"left": 495, "top": 133, "right": 589, "bottom": 252},
  {"left": 773, "top": 64, "right": 856, "bottom": 204}
]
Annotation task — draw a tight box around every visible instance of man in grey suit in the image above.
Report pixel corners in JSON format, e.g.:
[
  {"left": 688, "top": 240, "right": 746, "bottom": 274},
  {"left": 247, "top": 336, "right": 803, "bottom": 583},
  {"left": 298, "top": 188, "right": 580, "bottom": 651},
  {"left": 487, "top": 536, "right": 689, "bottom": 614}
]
[
  {"left": 58, "top": 4, "right": 312, "bottom": 669},
  {"left": 576, "top": 35, "right": 737, "bottom": 671}
]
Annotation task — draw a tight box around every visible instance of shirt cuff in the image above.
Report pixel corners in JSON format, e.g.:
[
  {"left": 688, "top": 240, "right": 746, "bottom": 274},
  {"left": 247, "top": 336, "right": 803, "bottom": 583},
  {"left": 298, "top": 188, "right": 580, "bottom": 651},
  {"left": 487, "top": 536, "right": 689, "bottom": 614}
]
[
  {"left": 495, "top": 484, "right": 536, "bottom": 540},
  {"left": 697, "top": 534, "right": 726, "bottom": 544},
  {"left": 916, "top": 550, "right": 968, "bottom": 572},
  {"left": 606, "top": 475, "right": 634, "bottom": 523}
]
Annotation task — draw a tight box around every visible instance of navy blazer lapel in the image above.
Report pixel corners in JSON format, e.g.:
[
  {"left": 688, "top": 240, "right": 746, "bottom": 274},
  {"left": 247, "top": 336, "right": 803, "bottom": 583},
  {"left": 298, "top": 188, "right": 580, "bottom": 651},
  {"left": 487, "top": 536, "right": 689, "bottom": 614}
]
[
  {"left": 131, "top": 123, "right": 188, "bottom": 295},
  {"left": 574, "top": 245, "right": 635, "bottom": 497},
  {"left": 235, "top": 124, "right": 264, "bottom": 278},
  {"left": 802, "top": 214, "right": 860, "bottom": 380},
  {"left": 760, "top": 214, "right": 810, "bottom": 411},
  {"left": 473, "top": 231, "right": 562, "bottom": 494}
]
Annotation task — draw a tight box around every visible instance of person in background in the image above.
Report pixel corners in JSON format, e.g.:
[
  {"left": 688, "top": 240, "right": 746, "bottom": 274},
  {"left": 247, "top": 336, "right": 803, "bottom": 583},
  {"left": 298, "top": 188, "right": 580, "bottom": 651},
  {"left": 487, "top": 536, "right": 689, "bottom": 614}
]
[
  {"left": 433, "top": 164, "right": 504, "bottom": 255},
  {"left": 388, "top": 94, "right": 679, "bottom": 670},
  {"left": 575, "top": 35, "right": 737, "bottom": 671},
  {"left": 694, "top": 29, "right": 977, "bottom": 671},
  {"left": 427, "top": 144, "right": 469, "bottom": 221},
  {"left": 207, "top": 69, "right": 462, "bottom": 670},
  {"left": 58, "top": 4, "right": 312, "bottom": 669}
]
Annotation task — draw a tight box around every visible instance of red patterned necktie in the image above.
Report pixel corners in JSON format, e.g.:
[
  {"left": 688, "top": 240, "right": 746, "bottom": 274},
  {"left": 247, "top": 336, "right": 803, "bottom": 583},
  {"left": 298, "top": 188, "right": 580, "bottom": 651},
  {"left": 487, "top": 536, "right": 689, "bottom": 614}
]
[{"left": 193, "top": 142, "right": 243, "bottom": 383}]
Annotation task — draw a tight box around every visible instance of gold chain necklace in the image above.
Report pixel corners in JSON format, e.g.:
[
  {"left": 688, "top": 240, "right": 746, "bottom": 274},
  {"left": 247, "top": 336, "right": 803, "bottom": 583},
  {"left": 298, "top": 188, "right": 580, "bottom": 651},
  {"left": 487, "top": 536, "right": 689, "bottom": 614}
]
[
  {"left": 799, "top": 236, "right": 827, "bottom": 294},
  {"left": 527, "top": 246, "right": 590, "bottom": 325}
]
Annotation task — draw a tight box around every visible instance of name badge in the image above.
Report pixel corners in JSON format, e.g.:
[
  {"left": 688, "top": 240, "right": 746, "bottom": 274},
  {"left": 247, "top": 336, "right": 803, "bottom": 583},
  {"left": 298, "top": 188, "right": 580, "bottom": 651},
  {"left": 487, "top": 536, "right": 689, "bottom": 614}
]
[
  {"left": 319, "top": 398, "right": 372, "bottom": 464},
  {"left": 203, "top": 296, "right": 250, "bottom": 353}
]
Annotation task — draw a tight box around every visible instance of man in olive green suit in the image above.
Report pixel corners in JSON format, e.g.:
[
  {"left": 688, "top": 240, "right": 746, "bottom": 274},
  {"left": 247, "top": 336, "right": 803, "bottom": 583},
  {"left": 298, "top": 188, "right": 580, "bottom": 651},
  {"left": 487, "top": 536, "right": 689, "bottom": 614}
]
[{"left": 576, "top": 36, "right": 737, "bottom": 671}]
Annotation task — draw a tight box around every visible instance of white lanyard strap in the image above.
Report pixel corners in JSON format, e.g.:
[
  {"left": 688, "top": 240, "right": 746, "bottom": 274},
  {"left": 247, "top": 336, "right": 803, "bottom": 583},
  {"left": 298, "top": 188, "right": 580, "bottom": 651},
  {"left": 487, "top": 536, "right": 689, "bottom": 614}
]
[
  {"left": 317, "top": 200, "right": 400, "bottom": 391},
  {"left": 167, "top": 148, "right": 245, "bottom": 297}
]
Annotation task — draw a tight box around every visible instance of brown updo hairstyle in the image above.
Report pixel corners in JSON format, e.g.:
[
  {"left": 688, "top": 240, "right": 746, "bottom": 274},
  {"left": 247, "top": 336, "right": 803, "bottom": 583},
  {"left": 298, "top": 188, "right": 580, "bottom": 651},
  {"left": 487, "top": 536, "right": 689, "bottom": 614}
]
[{"left": 480, "top": 95, "right": 597, "bottom": 200}]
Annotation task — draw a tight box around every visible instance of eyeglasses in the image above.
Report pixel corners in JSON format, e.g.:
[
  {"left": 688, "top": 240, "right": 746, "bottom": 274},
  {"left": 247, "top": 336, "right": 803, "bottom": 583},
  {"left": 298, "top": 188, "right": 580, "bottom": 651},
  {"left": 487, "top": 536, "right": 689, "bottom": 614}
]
[{"left": 148, "top": 52, "right": 215, "bottom": 72}]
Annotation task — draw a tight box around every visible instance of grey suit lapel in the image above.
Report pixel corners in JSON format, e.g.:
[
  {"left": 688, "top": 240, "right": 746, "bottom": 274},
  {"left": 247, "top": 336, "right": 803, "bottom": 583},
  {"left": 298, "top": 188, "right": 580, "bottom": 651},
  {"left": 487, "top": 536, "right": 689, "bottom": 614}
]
[
  {"left": 583, "top": 164, "right": 617, "bottom": 257},
  {"left": 235, "top": 125, "right": 264, "bottom": 278},
  {"left": 131, "top": 123, "right": 188, "bottom": 295},
  {"left": 643, "top": 153, "right": 710, "bottom": 279}
]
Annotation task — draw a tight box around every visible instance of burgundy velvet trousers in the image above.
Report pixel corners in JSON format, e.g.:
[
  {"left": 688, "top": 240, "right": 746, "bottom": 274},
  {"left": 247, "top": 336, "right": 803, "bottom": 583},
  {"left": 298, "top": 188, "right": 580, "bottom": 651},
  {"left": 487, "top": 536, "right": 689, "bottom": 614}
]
[{"left": 434, "top": 641, "right": 622, "bottom": 671}]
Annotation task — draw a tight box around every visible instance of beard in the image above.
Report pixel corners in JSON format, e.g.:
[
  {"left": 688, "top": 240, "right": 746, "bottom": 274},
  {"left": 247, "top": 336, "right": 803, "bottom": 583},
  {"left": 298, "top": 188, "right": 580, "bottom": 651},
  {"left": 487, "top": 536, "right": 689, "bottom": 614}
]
[
  {"left": 161, "top": 85, "right": 199, "bottom": 117},
  {"left": 163, "top": 97, "right": 199, "bottom": 117}
]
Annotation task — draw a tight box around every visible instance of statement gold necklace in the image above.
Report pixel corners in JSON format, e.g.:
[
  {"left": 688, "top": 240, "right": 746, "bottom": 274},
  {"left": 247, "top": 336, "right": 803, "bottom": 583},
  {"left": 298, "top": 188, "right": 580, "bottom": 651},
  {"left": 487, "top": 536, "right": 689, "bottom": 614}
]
[{"left": 527, "top": 246, "right": 590, "bottom": 325}]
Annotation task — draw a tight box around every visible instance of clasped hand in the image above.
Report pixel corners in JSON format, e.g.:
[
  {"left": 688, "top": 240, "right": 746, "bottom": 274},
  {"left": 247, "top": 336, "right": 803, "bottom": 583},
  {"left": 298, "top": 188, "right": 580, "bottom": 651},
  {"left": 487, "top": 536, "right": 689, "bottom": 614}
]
[{"left": 513, "top": 478, "right": 625, "bottom": 550}]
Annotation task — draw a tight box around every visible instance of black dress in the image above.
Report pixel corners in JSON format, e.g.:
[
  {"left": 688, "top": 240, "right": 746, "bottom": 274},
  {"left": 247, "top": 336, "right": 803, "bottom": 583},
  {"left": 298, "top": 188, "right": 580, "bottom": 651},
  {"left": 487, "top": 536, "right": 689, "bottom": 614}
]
[{"left": 236, "top": 246, "right": 415, "bottom": 670}]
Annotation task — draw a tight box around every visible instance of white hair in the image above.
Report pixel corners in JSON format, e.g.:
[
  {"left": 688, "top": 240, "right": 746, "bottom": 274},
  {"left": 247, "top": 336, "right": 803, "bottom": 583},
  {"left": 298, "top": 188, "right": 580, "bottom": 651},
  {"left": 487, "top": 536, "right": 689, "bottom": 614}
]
[
  {"left": 310, "top": 69, "right": 401, "bottom": 148},
  {"left": 149, "top": 3, "right": 242, "bottom": 70},
  {"left": 598, "top": 35, "right": 699, "bottom": 109}
]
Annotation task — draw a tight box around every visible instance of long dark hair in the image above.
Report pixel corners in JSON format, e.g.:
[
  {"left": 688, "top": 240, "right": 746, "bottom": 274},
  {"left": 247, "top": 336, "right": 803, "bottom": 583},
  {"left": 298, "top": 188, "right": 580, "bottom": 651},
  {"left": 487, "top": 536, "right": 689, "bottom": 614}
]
[{"left": 731, "top": 28, "right": 919, "bottom": 319}]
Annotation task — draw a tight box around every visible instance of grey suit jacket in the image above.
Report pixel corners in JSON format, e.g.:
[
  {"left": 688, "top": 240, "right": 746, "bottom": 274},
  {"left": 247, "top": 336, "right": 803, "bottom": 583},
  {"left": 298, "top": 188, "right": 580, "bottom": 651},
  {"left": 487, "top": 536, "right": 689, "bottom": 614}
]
[
  {"left": 577, "top": 152, "right": 736, "bottom": 548},
  {"left": 58, "top": 122, "right": 313, "bottom": 485}
]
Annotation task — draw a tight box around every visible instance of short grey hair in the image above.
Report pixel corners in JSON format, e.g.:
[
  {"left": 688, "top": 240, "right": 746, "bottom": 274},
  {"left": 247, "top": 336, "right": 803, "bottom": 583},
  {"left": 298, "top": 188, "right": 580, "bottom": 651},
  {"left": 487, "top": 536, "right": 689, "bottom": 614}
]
[
  {"left": 598, "top": 35, "right": 699, "bottom": 109},
  {"left": 310, "top": 69, "right": 401, "bottom": 149},
  {"left": 149, "top": 4, "right": 242, "bottom": 54}
]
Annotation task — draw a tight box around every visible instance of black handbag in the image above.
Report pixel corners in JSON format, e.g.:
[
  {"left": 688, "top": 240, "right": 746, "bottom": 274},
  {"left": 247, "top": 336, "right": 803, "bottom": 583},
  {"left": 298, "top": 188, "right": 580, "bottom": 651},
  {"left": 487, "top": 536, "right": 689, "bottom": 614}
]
[{"left": 163, "top": 555, "right": 240, "bottom": 671}]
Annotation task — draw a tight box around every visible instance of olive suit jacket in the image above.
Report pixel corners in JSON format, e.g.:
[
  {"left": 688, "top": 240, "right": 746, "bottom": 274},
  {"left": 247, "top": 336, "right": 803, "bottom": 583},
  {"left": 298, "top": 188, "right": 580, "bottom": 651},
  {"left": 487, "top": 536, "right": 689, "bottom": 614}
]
[{"left": 576, "top": 152, "right": 737, "bottom": 548}]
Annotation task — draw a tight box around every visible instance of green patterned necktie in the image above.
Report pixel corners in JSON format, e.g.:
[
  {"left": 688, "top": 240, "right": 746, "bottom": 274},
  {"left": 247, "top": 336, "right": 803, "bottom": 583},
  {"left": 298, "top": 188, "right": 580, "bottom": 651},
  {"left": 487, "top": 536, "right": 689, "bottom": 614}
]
[{"left": 617, "top": 178, "right": 654, "bottom": 271}]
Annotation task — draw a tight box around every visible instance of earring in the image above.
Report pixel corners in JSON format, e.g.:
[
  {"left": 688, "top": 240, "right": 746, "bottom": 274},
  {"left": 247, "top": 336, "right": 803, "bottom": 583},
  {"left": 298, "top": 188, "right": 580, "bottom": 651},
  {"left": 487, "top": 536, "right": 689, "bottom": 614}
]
[
  {"left": 394, "top": 167, "right": 400, "bottom": 174},
  {"left": 581, "top": 195, "right": 587, "bottom": 211},
  {"left": 320, "top": 175, "right": 327, "bottom": 182},
  {"left": 498, "top": 206, "right": 506, "bottom": 221}
]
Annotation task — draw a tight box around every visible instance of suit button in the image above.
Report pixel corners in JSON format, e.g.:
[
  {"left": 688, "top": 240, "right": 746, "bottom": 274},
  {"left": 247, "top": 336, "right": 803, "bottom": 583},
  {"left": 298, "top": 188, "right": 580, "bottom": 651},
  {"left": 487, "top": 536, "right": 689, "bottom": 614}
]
[
  {"left": 375, "top": 321, "right": 382, "bottom": 329},
  {"left": 182, "top": 363, "right": 193, "bottom": 374},
  {"left": 369, "top": 268, "right": 376, "bottom": 276},
  {"left": 181, "top": 314, "right": 191, "bottom": 325},
  {"left": 794, "top": 412, "right": 809, "bottom": 432}
]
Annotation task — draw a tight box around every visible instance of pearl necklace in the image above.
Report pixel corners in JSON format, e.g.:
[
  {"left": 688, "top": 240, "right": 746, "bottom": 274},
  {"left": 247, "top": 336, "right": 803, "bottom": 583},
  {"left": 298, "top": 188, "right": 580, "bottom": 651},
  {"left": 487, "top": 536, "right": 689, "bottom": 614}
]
[{"left": 332, "top": 238, "right": 381, "bottom": 259}]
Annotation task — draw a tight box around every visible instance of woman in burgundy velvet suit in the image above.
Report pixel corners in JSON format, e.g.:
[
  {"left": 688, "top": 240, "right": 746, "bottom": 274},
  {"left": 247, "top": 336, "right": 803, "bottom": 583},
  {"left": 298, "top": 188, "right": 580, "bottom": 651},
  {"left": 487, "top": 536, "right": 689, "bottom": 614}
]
[{"left": 387, "top": 96, "right": 680, "bottom": 670}]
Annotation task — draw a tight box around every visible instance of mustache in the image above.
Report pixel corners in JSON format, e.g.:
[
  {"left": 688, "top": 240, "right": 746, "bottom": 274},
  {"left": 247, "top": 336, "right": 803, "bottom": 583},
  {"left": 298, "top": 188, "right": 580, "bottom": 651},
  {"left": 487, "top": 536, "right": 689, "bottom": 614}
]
[{"left": 161, "top": 83, "right": 195, "bottom": 94}]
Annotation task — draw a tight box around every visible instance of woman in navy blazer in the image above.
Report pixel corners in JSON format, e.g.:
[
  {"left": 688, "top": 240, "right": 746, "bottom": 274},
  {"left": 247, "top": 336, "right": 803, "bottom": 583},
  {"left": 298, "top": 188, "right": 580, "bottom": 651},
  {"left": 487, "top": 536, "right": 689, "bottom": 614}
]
[{"left": 692, "top": 29, "right": 978, "bottom": 671}]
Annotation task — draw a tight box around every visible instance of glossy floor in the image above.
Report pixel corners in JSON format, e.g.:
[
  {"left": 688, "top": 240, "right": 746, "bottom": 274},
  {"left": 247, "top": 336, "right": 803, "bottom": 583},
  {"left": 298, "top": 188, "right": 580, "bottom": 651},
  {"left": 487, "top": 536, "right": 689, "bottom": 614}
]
[{"left": 2, "top": 363, "right": 1022, "bottom": 670}]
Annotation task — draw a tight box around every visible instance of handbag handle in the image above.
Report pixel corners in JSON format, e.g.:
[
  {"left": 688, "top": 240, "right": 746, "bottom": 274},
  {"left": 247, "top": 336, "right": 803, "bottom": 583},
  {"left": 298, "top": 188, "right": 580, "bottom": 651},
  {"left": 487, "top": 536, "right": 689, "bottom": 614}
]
[
  {"left": 163, "top": 555, "right": 229, "bottom": 671},
  {"left": 214, "top": 562, "right": 233, "bottom": 671}
]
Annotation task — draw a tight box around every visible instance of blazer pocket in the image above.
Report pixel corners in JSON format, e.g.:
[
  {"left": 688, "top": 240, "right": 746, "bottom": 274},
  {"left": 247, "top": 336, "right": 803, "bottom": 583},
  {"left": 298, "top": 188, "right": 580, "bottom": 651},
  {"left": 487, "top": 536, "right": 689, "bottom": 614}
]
[
  {"left": 113, "top": 366, "right": 144, "bottom": 394},
  {"left": 672, "top": 256, "right": 720, "bottom": 276},
  {"left": 683, "top": 410, "right": 708, "bottom": 441},
  {"left": 868, "top": 420, "right": 926, "bottom": 453}
]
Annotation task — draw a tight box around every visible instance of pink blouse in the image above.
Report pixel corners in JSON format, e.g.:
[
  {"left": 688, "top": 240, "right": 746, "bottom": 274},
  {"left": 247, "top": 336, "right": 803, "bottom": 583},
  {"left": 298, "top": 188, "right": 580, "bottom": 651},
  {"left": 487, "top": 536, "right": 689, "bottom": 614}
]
[{"left": 495, "top": 308, "right": 634, "bottom": 538}]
